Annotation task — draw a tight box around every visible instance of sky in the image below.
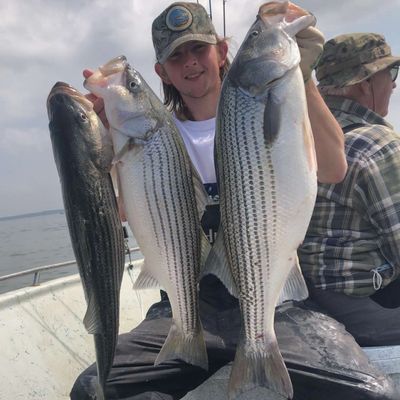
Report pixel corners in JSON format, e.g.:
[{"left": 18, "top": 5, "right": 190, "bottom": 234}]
[{"left": 1, "top": 0, "right": 400, "bottom": 218}]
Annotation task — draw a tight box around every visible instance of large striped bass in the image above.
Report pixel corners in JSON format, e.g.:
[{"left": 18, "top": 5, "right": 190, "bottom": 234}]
[
  {"left": 84, "top": 57, "right": 209, "bottom": 370},
  {"left": 47, "top": 82, "right": 125, "bottom": 400},
  {"left": 210, "top": 2, "right": 318, "bottom": 399}
]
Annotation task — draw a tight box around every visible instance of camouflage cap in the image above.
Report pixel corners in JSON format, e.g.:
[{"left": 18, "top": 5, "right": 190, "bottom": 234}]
[
  {"left": 316, "top": 33, "right": 400, "bottom": 87},
  {"left": 152, "top": 2, "right": 217, "bottom": 64}
]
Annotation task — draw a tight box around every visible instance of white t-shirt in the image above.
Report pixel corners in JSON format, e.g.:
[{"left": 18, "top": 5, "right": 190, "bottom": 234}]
[{"left": 173, "top": 115, "right": 216, "bottom": 185}]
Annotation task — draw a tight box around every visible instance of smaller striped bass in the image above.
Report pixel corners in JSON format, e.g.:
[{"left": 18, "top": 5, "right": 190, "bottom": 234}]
[
  {"left": 209, "top": 2, "right": 318, "bottom": 399},
  {"left": 47, "top": 82, "right": 126, "bottom": 400},
  {"left": 84, "top": 56, "right": 210, "bottom": 370}
]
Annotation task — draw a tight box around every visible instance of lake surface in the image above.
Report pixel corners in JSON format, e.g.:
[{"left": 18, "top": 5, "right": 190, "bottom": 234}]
[{"left": 0, "top": 210, "right": 138, "bottom": 294}]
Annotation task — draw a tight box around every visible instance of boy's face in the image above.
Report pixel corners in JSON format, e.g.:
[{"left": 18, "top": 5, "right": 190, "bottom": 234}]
[{"left": 155, "top": 40, "right": 228, "bottom": 102}]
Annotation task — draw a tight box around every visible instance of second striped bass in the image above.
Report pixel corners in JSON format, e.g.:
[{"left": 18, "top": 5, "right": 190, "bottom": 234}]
[{"left": 84, "top": 56, "right": 209, "bottom": 371}]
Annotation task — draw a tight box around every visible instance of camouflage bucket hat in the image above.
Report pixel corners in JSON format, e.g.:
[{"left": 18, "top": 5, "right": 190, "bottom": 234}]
[
  {"left": 152, "top": 2, "right": 217, "bottom": 64},
  {"left": 316, "top": 33, "right": 400, "bottom": 87}
]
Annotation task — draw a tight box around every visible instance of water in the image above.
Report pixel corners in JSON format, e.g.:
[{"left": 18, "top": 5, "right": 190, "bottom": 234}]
[{"left": 0, "top": 210, "right": 138, "bottom": 294}]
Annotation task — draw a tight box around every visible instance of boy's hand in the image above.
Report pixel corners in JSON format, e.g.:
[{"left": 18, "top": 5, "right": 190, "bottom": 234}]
[{"left": 83, "top": 69, "right": 109, "bottom": 129}]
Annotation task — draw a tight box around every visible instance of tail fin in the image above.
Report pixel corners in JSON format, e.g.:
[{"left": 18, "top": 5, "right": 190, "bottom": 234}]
[
  {"left": 229, "top": 338, "right": 293, "bottom": 400},
  {"left": 155, "top": 321, "right": 208, "bottom": 371}
]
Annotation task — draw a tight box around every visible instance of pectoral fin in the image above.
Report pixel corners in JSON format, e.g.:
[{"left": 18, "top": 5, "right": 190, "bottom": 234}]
[
  {"left": 263, "top": 96, "right": 281, "bottom": 146},
  {"left": 202, "top": 229, "right": 238, "bottom": 297},
  {"left": 83, "top": 293, "right": 103, "bottom": 334},
  {"left": 132, "top": 261, "right": 161, "bottom": 289}
]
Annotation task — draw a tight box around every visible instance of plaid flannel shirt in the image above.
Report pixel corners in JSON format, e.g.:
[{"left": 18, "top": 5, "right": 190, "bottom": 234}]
[{"left": 298, "top": 96, "right": 400, "bottom": 296}]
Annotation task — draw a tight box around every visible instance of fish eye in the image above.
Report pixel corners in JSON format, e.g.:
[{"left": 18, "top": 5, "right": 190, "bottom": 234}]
[
  {"left": 128, "top": 77, "right": 141, "bottom": 91},
  {"left": 79, "top": 112, "right": 88, "bottom": 121}
]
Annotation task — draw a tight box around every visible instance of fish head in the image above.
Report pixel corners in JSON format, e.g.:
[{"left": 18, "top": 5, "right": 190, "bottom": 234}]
[
  {"left": 228, "top": 1, "right": 315, "bottom": 98},
  {"left": 84, "top": 55, "right": 128, "bottom": 99},
  {"left": 47, "top": 82, "right": 113, "bottom": 174},
  {"left": 84, "top": 56, "right": 159, "bottom": 142}
]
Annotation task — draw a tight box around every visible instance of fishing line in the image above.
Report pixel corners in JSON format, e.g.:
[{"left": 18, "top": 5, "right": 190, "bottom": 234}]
[{"left": 124, "top": 226, "right": 145, "bottom": 319}]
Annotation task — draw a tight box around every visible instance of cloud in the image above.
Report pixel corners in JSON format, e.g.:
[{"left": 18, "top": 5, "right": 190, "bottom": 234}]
[
  {"left": 1, "top": 0, "right": 400, "bottom": 217},
  {"left": 1, "top": 2, "right": 88, "bottom": 63},
  {"left": 0, "top": 126, "right": 48, "bottom": 153}
]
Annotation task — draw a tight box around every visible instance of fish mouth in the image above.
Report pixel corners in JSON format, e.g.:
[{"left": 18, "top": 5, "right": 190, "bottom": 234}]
[
  {"left": 49, "top": 81, "right": 81, "bottom": 96},
  {"left": 47, "top": 82, "right": 93, "bottom": 120},
  {"left": 83, "top": 55, "right": 128, "bottom": 91},
  {"left": 99, "top": 55, "right": 128, "bottom": 77}
]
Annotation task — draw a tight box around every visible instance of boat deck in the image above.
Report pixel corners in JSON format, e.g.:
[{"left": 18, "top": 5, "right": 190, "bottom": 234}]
[
  {"left": 0, "top": 261, "right": 399, "bottom": 399},
  {"left": 0, "top": 261, "right": 159, "bottom": 399}
]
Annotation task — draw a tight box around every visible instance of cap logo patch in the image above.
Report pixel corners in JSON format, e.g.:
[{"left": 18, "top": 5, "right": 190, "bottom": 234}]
[{"left": 166, "top": 6, "right": 193, "bottom": 31}]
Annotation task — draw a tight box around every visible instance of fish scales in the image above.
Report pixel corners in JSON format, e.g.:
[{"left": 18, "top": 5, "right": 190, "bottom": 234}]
[
  {"left": 212, "top": 2, "right": 318, "bottom": 399},
  {"left": 218, "top": 83, "right": 274, "bottom": 339},
  {"left": 84, "top": 184, "right": 124, "bottom": 397},
  {"left": 47, "top": 82, "right": 125, "bottom": 400},
  {"left": 84, "top": 57, "right": 208, "bottom": 370},
  {"left": 121, "top": 121, "right": 202, "bottom": 355},
  {"left": 143, "top": 129, "right": 199, "bottom": 330}
]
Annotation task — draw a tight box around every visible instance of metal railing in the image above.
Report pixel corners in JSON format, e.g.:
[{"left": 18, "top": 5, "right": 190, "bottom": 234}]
[{"left": 0, "top": 247, "right": 141, "bottom": 286}]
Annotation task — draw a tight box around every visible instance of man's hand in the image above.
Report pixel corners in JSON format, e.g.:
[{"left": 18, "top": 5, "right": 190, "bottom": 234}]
[
  {"left": 297, "top": 26, "right": 325, "bottom": 82},
  {"left": 285, "top": 2, "right": 325, "bottom": 82},
  {"left": 83, "top": 69, "right": 109, "bottom": 128}
]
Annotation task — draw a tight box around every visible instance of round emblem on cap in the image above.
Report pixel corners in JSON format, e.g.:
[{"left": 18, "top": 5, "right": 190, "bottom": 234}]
[{"left": 166, "top": 5, "right": 193, "bottom": 31}]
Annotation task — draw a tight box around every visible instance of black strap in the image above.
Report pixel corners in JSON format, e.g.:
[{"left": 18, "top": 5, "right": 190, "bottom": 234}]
[
  {"left": 201, "top": 204, "right": 220, "bottom": 244},
  {"left": 342, "top": 123, "right": 365, "bottom": 133}
]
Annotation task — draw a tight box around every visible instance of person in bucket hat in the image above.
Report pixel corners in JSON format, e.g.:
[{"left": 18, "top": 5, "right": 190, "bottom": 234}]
[
  {"left": 316, "top": 33, "right": 400, "bottom": 88},
  {"left": 72, "top": 9, "right": 397, "bottom": 400},
  {"left": 316, "top": 32, "right": 399, "bottom": 117},
  {"left": 299, "top": 32, "right": 400, "bottom": 363}
]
